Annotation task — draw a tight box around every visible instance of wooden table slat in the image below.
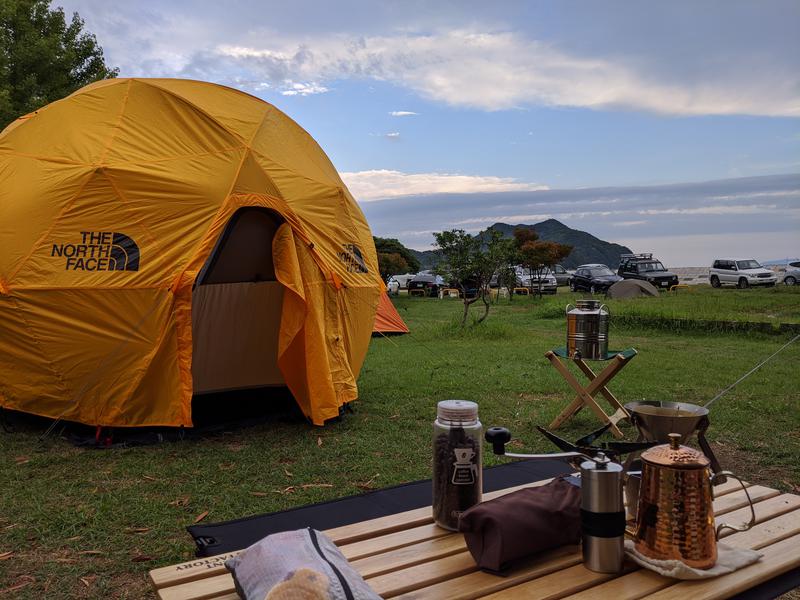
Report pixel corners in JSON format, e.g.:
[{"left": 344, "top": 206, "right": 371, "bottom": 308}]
[
  {"left": 389, "top": 545, "right": 581, "bottom": 600},
  {"left": 157, "top": 572, "right": 234, "bottom": 600},
  {"left": 481, "top": 561, "right": 636, "bottom": 600},
  {"left": 341, "top": 523, "right": 449, "bottom": 561},
  {"left": 351, "top": 534, "right": 467, "bottom": 579}
]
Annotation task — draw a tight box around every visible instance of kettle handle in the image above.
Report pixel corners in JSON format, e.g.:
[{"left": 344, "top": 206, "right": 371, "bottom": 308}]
[
  {"left": 711, "top": 471, "right": 756, "bottom": 539},
  {"left": 599, "top": 303, "right": 610, "bottom": 316},
  {"left": 565, "top": 303, "right": 575, "bottom": 315}
]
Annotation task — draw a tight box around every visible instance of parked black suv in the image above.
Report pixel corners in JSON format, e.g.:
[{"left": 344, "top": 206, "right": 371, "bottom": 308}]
[
  {"left": 407, "top": 273, "right": 444, "bottom": 297},
  {"left": 617, "top": 253, "right": 679, "bottom": 291},
  {"left": 569, "top": 264, "right": 622, "bottom": 293}
]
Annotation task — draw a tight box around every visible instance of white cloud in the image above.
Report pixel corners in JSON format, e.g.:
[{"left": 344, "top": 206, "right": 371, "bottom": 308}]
[
  {"left": 279, "top": 81, "right": 329, "bottom": 96},
  {"left": 612, "top": 220, "right": 648, "bottom": 227},
  {"left": 636, "top": 204, "right": 784, "bottom": 216},
  {"left": 385, "top": 132, "right": 400, "bottom": 138},
  {"left": 389, "top": 111, "right": 418, "bottom": 116},
  {"left": 340, "top": 169, "right": 549, "bottom": 201},
  {"left": 709, "top": 190, "right": 800, "bottom": 201},
  {"left": 213, "top": 30, "right": 800, "bottom": 116}
]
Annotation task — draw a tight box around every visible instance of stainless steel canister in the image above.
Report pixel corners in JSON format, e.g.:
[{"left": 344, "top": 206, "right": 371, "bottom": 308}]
[
  {"left": 566, "top": 300, "right": 609, "bottom": 360},
  {"left": 580, "top": 455, "right": 625, "bottom": 573}
]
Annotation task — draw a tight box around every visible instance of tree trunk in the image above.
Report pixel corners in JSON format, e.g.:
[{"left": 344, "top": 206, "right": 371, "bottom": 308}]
[
  {"left": 460, "top": 284, "right": 470, "bottom": 326},
  {"left": 477, "top": 287, "right": 491, "bottom": 323}
]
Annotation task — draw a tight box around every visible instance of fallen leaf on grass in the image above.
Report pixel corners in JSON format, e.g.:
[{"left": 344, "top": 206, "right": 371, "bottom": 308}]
[
  {"left": 283, "top": 468, "right": 293, "bottom": 478},
  {"left": 356, "top": 474, "right": 380, "bottom": 490},
  {"left": 65, "top": 536, "right": 81, "bottom": 542},
  {"left": 141, "top": 475, "right": 158, "bottom": 481},
  {"left": 14, "top": 456, "right": 30, "bottom": 465},
  {"left": 317, "top": 437, "right": 323, "bottom": 447},
  {"left": 249, "top": 491, "right": 269, "bottom": 497},
  {"left": 169, "top": 496, "right": 190, "bottom": 507},
  {"left": 3, "top": 524, "right": 17, "bottom": 531},
  {"left": 79, "top": 576, "right": 97, "bottom": 588},
  {"left": 1, "top": 576, "right": 34, "bottom": 594},
  {"left": 782, "top": 479, "right": 800, "bottom": 493},
  {"left": 0, "top": 551, "right": 13, "bottom": 560},
  {"left": 275, "top": 483, "right": 333, "bottom": 495},
  {"left": 193, "top": 510, "right": 209, "bottom": 523},
  {"left": 389, "top": 414, "right": 400, "bottom": 420},
  {"left": 125, "top": 527, "right": 151, "bottom": 534},
  {"left": 218, "top": 462, "right": 236, "bottom": 471},
  {"left": 131, "top": 554, "right": 154, "bottom": 563},
  {"left": 79, "top": 550, "right": 103, "bottom": 556}
]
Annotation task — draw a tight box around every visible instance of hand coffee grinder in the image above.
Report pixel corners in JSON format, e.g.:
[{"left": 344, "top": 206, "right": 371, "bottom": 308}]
[{"left": 486, "top": 426, "right": 628, "bottom": 574}]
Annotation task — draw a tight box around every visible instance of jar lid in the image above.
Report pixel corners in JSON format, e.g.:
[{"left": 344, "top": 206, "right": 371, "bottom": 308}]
[
  {"left": 641, "top": 433, "right": 710, "bottom": 468},
  {"left": 437, "top": 400, "right": 478, "bottom": 425}
]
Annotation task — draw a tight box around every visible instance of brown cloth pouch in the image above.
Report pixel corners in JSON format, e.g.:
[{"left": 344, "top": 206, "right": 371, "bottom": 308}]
[{"left": 457, "top": 476, "right": 581, "bottom": 572}]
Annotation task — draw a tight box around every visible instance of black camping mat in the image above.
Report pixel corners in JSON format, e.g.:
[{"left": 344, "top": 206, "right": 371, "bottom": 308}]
[{"left": 187, "top": 458, "right": 572, "bottom": 557}]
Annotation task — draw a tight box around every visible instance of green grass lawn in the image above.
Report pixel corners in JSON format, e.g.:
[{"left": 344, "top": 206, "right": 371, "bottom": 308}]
[{"left": 1, "top": 286, "right": 799, "bottom": 598}]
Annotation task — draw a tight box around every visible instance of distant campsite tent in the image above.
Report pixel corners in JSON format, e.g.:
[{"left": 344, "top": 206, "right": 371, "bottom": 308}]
[
  {"left": 607, "top": 279, "right": 660, "bottom": 299},
  {"left": 373, "top": 293, "right": 409, "bottom": 335},
  {"left": 0, "top": 78, "right": 383, "bottom": 427}
]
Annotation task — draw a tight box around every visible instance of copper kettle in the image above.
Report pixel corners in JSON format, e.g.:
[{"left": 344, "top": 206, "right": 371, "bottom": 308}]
[{"left": 633, "top": 434, "right": 755, "bottom": 569}]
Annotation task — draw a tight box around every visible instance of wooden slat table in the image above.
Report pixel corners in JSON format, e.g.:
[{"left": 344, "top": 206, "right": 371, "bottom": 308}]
[{"left": 149, "top": 478, "right": 800, "bottom": 599}]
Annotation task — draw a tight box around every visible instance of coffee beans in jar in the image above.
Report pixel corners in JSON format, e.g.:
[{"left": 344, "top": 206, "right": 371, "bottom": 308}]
[{"left": 432, "top": 400, "right": 482, "bottom": 530}]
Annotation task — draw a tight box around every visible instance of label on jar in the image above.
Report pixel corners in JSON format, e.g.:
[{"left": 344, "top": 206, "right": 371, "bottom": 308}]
[{"left": 451, "top": 447, "right": 478, "bottom": 485}]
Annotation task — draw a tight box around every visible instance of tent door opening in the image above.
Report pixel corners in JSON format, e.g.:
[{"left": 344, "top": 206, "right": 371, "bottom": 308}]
[{"left": 191, "top": 208, "right": 286, "bottom": 394}]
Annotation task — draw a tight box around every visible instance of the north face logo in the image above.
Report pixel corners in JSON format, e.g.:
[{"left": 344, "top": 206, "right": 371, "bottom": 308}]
[
  {"left": 51, "top": 232, "right": 140, "bottom": 271},
  {"left": 338, "top": 243, "right": 368, "bottom": 274}
]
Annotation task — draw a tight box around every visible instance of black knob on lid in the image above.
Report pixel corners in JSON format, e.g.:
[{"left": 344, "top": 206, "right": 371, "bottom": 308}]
[{"left": 485, "top": 427, "right": 512, "bottom": 455}]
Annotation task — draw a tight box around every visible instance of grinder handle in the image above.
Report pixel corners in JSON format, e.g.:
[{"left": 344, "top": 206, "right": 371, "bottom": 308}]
[{"left": 712, "top": 471, "right": 756, "bottom": 539}]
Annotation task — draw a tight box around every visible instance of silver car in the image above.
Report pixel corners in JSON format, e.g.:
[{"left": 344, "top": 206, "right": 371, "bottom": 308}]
[{"left": 783, "top": 262, "right": 800, "bottom": 286}]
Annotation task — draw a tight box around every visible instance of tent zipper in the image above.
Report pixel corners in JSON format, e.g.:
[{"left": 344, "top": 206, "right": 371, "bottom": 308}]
[{"left": 308, "top": 527, "right": 354, "bottom": 600}]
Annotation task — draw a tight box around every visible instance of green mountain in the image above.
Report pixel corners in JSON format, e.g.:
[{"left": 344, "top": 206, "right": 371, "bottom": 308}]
[{"left": 410, "top": 219, "right": 632, "bottom": 270}]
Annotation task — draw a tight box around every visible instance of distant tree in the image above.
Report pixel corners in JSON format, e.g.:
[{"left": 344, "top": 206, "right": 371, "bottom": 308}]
[
  {"left": 0, "top": 0, "right": 118, "bottom": 131},
  {"left": 481, "top": 229, "right": 516, "bottom": 306},
  {"left": 433, "top": 229, "right": 482, "bottom": 326},
  {"left": 514, "top": 227, "right": 572, "bottom": 297},
  {"left": 377, "top": 252, "right": 410, "bottom": 280},
  {"left": 433, "top": 228, "right": 513, "bottom": 325},
  {"left": 373, "top": 237, "right": 421, "bottom": 278}
]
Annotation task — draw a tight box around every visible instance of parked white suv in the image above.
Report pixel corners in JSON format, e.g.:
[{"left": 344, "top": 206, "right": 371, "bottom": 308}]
[{"left": 709, "top": 258, "right": 777, "bottom": 289}]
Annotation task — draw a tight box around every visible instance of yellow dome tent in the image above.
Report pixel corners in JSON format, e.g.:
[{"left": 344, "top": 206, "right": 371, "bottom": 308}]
[{"left": 0, "top": 78, "right": 382, "bottom": 427}]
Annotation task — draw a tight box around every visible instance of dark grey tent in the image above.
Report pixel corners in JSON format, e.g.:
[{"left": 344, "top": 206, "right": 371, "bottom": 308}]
[{"left": 607, "top": 279, "right": 660, "bottom": 299}]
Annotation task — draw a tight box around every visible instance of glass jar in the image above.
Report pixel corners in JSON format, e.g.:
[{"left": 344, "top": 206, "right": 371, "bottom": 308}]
[{"left": 432, "top": 400, "right": 483, "bottom": 530}]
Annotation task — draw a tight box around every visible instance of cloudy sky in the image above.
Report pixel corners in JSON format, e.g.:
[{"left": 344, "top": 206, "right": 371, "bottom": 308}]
[{"left": 60, "top": 0, "right": 799, "bottom": 264}]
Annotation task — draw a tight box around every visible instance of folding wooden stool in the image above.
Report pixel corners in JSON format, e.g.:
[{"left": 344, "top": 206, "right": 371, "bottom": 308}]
[{"left": 545, "top": 347, "right": 637, "bottom": 438}]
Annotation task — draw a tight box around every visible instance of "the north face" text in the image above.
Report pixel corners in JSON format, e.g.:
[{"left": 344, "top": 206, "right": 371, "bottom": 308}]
[{"left": 51, "top": 231, "right": 140, "bottom": 271}]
